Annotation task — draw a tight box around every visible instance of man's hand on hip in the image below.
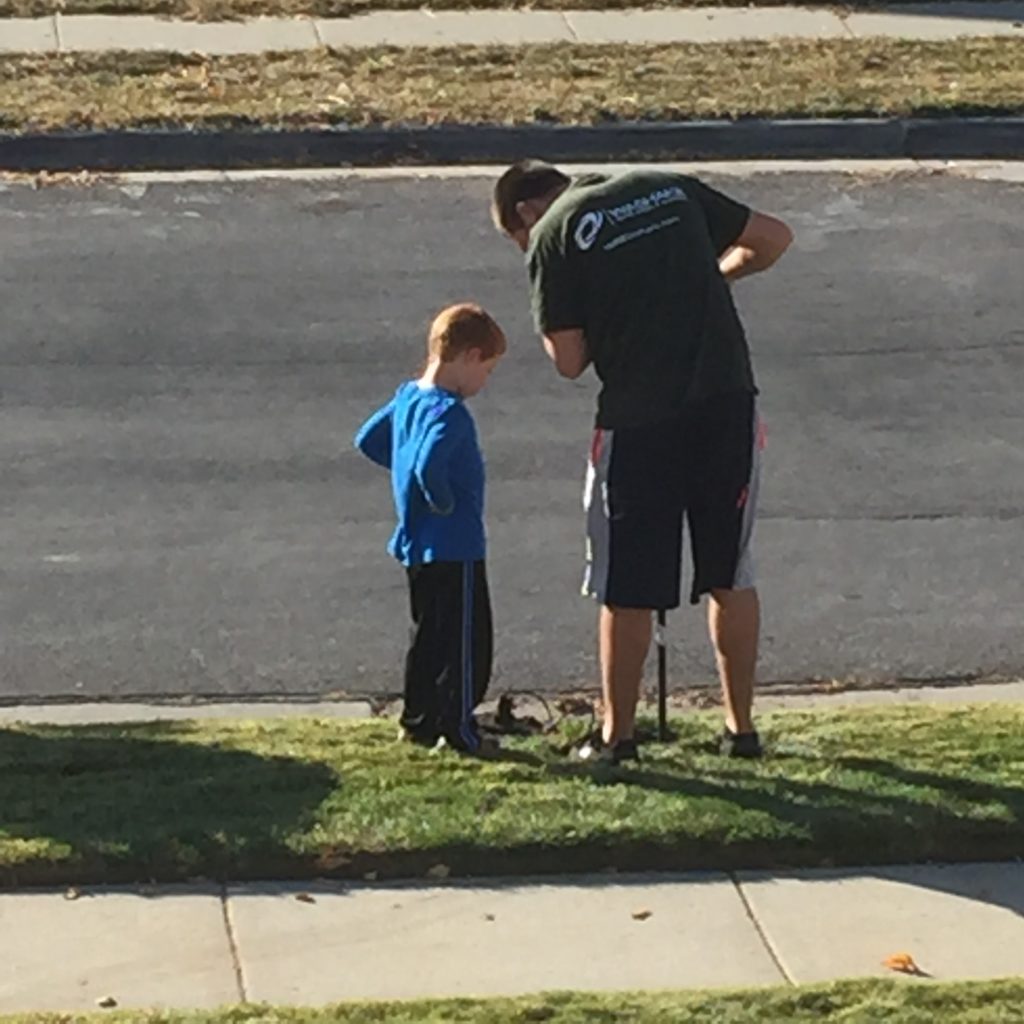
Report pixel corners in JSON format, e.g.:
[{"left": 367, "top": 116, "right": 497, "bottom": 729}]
[{"left": 720, "top": 211, "right": 794, "bottom": 283}]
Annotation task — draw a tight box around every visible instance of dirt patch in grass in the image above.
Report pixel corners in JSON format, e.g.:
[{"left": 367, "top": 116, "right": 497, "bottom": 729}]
[{"left": 0, "top": 39, "right": 1022, "bottom": 135}]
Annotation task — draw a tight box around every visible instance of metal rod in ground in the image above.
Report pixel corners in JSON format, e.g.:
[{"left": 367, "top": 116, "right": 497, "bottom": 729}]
[{"left": 656, "top": 609, "right": 668, "bottom": 741}]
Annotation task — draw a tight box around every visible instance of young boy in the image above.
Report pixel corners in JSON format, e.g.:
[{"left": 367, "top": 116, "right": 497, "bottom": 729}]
[{"left": 354, "top": 303, "right": 507, "bottom": 754}]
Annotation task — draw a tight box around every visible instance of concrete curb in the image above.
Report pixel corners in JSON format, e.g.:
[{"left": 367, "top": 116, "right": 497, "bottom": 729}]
[
  {"left": 2, "top": 118, "right": 1023, "bottom": 172},
  {"left": 1, "top": 679, "right": 1020, "bottom": 725},
  {"left": 0, "top": 701, "right": 375, "bottom": 725}
]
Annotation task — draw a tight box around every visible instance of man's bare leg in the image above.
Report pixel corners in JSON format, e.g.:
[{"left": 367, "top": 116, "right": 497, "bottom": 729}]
[
  {"left": 599, "top": 605, "right": 652, "bottom": 744},
  {"left": 708, "top": 587, "right": 759, "bottom": 735}
]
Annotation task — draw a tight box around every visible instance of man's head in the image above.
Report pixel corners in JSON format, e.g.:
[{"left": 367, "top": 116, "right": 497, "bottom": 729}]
[
  {"left": 492, "top": 160, "right": 571, "bottom": 252},
  {"left": 427, "top": 303, "right": 507, "bottom": 397}
]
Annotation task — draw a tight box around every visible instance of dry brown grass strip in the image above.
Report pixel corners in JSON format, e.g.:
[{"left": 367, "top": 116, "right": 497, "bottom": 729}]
[{"left": 1, "top": 39, "right": 1022, "bottom": 133}]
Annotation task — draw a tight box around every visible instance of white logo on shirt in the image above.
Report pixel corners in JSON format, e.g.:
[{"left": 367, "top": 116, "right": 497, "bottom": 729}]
[
  {"left": 605, "top": 186, "right": 687, "bottom": 224},
  {"left": 574, "top": 211, "right": 604, "bottom": 251}
]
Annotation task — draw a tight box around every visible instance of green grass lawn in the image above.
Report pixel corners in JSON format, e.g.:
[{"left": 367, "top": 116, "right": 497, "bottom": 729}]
[
  {"left": 2, "top": 40, "right": 1022, "bottom": 136},
  {"left": 4, "top": 980, "right": 1024, "bottom": 1023},
  {"left": 1, "top": 704, "right": 1021, "bottom": 886},
  {"left": 0, "top": 0, "right": 1008, "bottom": 23}
]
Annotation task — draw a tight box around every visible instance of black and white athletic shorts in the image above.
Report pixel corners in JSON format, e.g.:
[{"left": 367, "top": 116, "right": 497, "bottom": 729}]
[{"left": 582, "top": 392, "right": 762, "bottom": 609}]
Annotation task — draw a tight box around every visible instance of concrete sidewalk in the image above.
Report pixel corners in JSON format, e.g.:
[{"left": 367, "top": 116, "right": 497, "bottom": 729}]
[
  {"left": 1, "top": 863, "right": 1022, "bottom": 1011},
  {"left": 0, "top": 678, "right": 1021, "bottom": 726},
  {"left": 2, "top": 3, "right": 1024, "bottom": 54}
]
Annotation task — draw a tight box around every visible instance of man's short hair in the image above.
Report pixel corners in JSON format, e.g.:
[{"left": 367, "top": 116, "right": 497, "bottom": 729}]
[
  {"left": 428, "top": 303, "right": 507, "bottom": 363},
  {"left": 492, "top": 160, "right": 571, "bottom": 235}
]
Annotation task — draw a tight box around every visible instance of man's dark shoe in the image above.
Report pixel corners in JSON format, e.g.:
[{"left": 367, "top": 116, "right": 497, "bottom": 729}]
[
  {"left": 577, "top": 732, "right": 641, "bottom": 766},
  {"left": 721, "top": 728, "right": 763, "bottom": 759}
]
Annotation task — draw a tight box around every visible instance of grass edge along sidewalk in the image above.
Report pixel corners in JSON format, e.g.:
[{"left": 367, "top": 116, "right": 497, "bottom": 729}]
[
  {"left": 2, "top": 40, "right": 1024, "bottom": 136},
  {"left": 1, "top": 703, "right": 1021, "bottom": 887},
  {"left": 4, "top": 980, "right": 1024, "bottom": 1024}
]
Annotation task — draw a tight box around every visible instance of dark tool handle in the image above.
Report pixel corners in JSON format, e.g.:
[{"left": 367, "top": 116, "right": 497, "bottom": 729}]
[{"left": 657, "top": 609, "right": 668, "bottom": 742}]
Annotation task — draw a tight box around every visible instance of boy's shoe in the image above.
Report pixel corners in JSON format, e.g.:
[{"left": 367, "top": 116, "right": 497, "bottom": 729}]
[
  {"left": 576, "top": 732, "right": 641, "bottom": 766},
  {"left": 398, "top": 726, "right": 438, "bottom": 748},
  {"left": 720, "top": 728, "right": 763, "bottom": 759},
  {"left": 434, "top": 733, "right": 501, "bottom": 757}
]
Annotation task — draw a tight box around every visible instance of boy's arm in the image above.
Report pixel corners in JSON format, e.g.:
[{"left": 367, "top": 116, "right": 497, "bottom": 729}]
[
  {"left": 354, "top": 400, "right": 395, "bottom": 469},
  {"left": 413, "top": 411, "right": 466, "bottom": 516}
]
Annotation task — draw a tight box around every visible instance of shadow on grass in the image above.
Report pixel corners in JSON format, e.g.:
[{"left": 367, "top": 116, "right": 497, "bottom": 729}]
[
  {"left": 2, "top": 722, "right": 1021, "bottom": 903},
  {"left": 534, "top": 748, "right": 1024, "bottom": 916},
  {"left": 395, "top": 739, "right": 1023, "bottom": 888},
  {"left": 0, "top": 724, "right": 337, "bottom": 888},
  {"left": 587, "top": 758, "right": 1022, "bottom": 858}
]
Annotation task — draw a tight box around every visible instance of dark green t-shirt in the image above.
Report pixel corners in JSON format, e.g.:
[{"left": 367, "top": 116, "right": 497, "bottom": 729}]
[{"left": 528, "top": 170, "right": 756, "bottom": 429}]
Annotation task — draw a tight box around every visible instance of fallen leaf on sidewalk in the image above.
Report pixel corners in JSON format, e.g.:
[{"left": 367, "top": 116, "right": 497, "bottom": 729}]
[
  {"left": 427, "top": 864, "right": 451, "bottom": 880},
  {"left": 632, "top": 910, "right": 653, "bottom": 921},
  {"left": 96, "top": 996, "right": 117, "bottom": 1009},
  {"left": 296, "top": 893, "right": 317, "bottom": 904},
  {"left": 484, "top": 913, "right": 496, "bottom": 922},
  {"left": 883, "top": 952, "right": 922, "bottom": 974}
]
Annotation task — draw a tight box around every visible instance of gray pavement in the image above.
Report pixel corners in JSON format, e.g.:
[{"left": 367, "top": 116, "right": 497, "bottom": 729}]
[
  {"left": 1, "top": 165, "right": 1023, "bottom": 702},
  {"left": 1, "top": 863, "right": 1022, "bottom": 1011},
  {"left": 0, "top": 884, "right": 238, "bottom": 1012},
  {"left": 2, "top": 3, "right": 1024, "bottom": 53}
]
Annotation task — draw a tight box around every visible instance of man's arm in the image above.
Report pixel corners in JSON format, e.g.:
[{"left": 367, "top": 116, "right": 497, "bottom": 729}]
[
  {"left": 719, "top": 211, "right": 793, "bottom": 284},
  {"left": 529, "top": 226, "right": 588, "bottom": 380},
  {"left": 542, "top": 328, "right": 591, "bottom": 380}
]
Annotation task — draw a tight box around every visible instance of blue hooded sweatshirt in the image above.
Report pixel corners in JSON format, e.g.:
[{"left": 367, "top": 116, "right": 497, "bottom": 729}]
[{"left": 354, "top": 382, "right": 486, "bottom": 566}]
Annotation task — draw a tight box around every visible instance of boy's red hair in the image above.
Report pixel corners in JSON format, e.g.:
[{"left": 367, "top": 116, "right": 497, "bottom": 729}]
[{"left": 428, "top": 304, "right": 507, "bottom": 363}]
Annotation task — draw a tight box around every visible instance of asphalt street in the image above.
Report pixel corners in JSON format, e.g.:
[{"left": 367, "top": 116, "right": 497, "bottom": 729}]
[{"left": 1, "top": 169, "right": 1021, "bottom": 701}]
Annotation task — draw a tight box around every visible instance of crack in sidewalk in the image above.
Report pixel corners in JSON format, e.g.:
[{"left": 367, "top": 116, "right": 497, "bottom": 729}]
[
  {"left": 219, "top": 884, "right": 249, "bottom": 1004},
  {"left": 730, "top": 873, "right": 794, "bottom": 986}
]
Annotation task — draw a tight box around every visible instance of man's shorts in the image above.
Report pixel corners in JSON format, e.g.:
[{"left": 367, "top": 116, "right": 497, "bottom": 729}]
[{"left": 582, "top": 392, "right": 762, "bottom": 609}]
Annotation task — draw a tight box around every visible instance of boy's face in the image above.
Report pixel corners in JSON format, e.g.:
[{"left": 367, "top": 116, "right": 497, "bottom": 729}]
[{"left": 459, "top": 349, "right": 502, "bottom": 397}]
